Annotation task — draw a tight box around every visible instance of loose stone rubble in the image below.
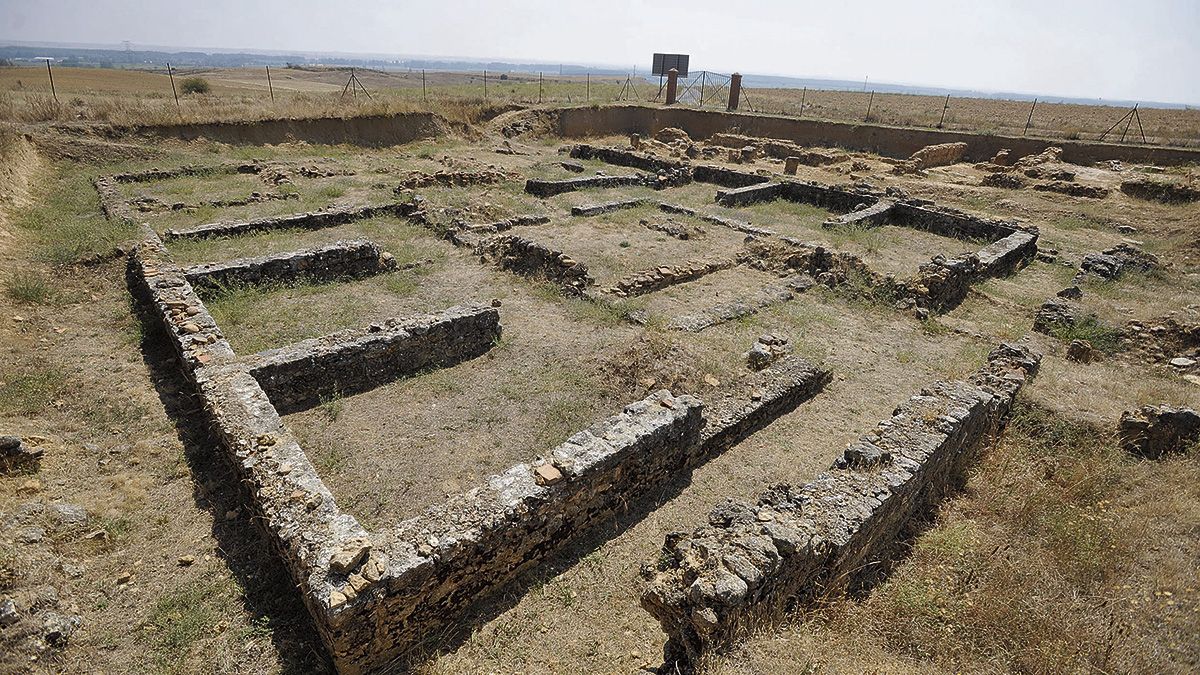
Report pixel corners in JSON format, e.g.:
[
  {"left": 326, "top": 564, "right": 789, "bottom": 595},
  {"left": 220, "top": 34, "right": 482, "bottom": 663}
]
[
  {"left": 1032, "top": 181, "right": 1110, "bottom": 199},
  {"left": 1, "top": 436, "right": 43, "bottom": 472},
  {"left": 745, "top": 334, "right": 792, "bottom": 370},
  {"left": 639, "top": 343, "right": 1041, "bottom": 668},
  {"left": 1075, "top": 243, "right": 1161, "bottom": 282},
  {"left": 1118, "top": 405, "right": 1200, "bottom": 459},
  {"left": 891, "top": 142, "right": 968, "bottom": 174},
  {"left": 708, "top": 133, "right": 847, "bottom": 166}
]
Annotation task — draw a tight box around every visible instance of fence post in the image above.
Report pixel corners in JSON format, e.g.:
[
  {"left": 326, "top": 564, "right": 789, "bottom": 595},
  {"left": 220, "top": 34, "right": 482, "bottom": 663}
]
[
  {"left": 864, "top": 90, "right": 874, "bottom": 122},
  {"left": 266, "top": 65, "right": 275, "bottom": 103},
  {"left": 483, "top": 70, "right": 487, "bottom": 100},
  {"left": 937, "top": 93, "right": 950, "bottom": 128},
  {"left": 45, "top": 59, "right": 58, "bottom": 102},
  {"left": 539, "top": 72, "right": 543, "bottom": 104},
  {"left": 798, "top": 87, "right": 806, "bottom": 117},
  {"left": 665, "top": 68, "right": 679, "bottom": 105},
  {"left": 586, "top": 73, "right": 590, "bottom": 102},
  {"left": 727, "top": 73, "right": 742, "bottom": 111},
  {"left": 1023, "top": 98, "right": 1037, "bottom": 136},
  {"left": 422, "top": 69, "right": 427, "bottom": 104},
  {"left": 167, "top": 62, "right": 181, "bottom": 113}
]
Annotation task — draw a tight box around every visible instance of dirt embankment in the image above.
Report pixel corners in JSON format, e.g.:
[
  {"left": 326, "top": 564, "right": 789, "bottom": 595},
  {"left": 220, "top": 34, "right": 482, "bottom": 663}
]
[
  {"left": 550, "top": 104, "right": 1200, "bottom": 166},
  {"left": 107, "top": 111, "right": 454, "bottom": 148},
  {"left": 0, "top": 127, "right": 41, "bottom": 244}
]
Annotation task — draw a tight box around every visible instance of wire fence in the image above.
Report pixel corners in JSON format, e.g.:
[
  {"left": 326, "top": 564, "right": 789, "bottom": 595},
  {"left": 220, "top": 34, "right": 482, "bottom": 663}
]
[{"left": 3, "top": 61, "right": 1196, "bottom": 147}]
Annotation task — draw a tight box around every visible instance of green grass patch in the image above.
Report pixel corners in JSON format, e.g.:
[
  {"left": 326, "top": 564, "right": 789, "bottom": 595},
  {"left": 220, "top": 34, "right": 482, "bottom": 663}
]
[
  {"left": 145, "top": 577, "right": 238, "bottom": 672},
  {"left": 1047, "top": 315, "right": 1124, "bottom": 353},
  {"left": 0, "top": 364, "right": 67, "bottom": 416},
  {"left": 3, "top": 270, "right": 54, "bottom": 304}
]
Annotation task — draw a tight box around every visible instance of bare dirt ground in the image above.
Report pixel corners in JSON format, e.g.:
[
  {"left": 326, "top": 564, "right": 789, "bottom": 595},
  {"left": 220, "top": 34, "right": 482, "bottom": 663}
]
[{"left": 0, "top": 104, "right": 1198, "bottom": 675}]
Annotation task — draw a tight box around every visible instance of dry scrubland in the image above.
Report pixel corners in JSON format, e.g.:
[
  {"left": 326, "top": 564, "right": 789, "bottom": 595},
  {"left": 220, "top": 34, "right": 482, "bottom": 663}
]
[
  {"left": 0, "top": 86, "right": 1198, "bottom": 675},
  {"left": 2, "top": 65, "right": 1200, "bottom": 146}
]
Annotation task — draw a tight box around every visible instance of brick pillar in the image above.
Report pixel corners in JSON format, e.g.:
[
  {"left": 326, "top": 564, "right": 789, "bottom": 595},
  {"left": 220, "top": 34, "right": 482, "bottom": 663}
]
[
  {"left": 665, "top": 68, "right": 679, "bottom": 105},
  {"left": 728, "top": 72, "right": 742, "bottom": 111}
]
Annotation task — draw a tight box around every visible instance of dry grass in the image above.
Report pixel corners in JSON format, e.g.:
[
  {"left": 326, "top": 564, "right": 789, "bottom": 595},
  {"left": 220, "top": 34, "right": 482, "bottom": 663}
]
[
  {"left": 707, "top": 399, "right": 1200, "bottom": 674},
  {"left": 4, "top": 66, "right": 1200, "bottom": 147}
]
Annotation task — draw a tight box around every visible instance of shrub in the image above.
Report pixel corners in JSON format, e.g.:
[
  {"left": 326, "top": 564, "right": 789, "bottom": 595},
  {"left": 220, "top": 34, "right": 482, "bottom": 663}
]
[{"left": 180, "top": 77, "right": 210, "bottom": 95}]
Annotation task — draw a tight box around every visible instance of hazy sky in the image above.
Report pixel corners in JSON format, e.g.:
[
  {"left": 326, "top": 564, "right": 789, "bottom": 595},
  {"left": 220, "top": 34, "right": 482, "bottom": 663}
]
[{"left": 2, "top": 0, "right": 1197, "bottom": 104}]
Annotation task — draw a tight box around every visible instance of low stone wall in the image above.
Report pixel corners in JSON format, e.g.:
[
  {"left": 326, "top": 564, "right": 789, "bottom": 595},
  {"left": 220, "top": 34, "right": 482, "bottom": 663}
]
[
  {"left": 110, "top": 162, "right": 260, "bottom": 183},
  {"left": 164, "top": 202, "right": 414, "bottom": 240},
  {"left": 640, "top": 343, "right": 1042, "bottom": 668},
  {"left": 893, "top": 141, "right": 968, "bottom": 173},
  {"left": 779, "top": 181, "right": 876, "bottom": 213},
  {"left": 569, "top": 144, "right": 688, "bottom": 173},
  {"left": 694, "top": 165, "right": 772, "bottom": 188},
  {"left": 975, "top": 231, "right": 1038, "bottom": 275},
  {"left": 571, "top": 198, "right": 654, "bottom": 216},
  {"left": 823, "top": 198, "right": 895, "bottom": 229},
  {"left": 328, "top": 355, "right": 830, "bottom": 671},
  {"left": 328, "top": 390, "right": 705, "bottom": 670},
  {"left": 183, "top": 240, "right": 395, "bottom": 292},
  {"left": 525, "top": 174, "right": 645, "bottom": 198},
  {"left": 715, "top": 182, "right": 786, "bottom": 207},
  {"left": 92, "top": 175, "right": 136, "bottom": 224},
  {"left": 889, "top": 202, "right": 1019, "bottom": 241},
  {"left": 606, "top": 256, "right": 741, "bottom": 297},
  {"left": 243, "top": 306, "right": 500, "bottom": 414},
  {"left": 477, "top": 234, "right": 594, "bottom": 295}
]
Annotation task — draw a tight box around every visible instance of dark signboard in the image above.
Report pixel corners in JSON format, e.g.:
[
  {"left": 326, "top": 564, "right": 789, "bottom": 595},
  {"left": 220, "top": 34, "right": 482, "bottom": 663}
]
[{"left": 652, "top": 53, "right": 690, "bottom": 77}]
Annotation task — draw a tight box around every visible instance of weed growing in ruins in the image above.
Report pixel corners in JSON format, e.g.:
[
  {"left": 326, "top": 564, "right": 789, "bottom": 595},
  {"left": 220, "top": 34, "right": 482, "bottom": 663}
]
[
  {"left": 1049, "top": 315, "right": 1124, "bottom": 353},
  {"left": 3, "top": 270, "right": 53, "bottom": 304},
  {"left": 145, "top": 577, "right": 237, "bottom": 670},
  {"left": 0, "top": 364, "right": 67, "bottom": 416}
]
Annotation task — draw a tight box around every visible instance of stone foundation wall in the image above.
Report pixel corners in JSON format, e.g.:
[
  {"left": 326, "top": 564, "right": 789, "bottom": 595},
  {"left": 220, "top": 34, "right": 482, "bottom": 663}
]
[
  {"left": 183, "top": 240, "right": 395, "bottom": 292},
  {"left": 327, "top": 390, "right": 706, "bottom": 670},
  {"left": 477, "top": 234, "right": 594, "bottom": 295},
  {"left": 694, "top": 165, "right": 772, "bottom": 188},
  {"left": 110, "top": 162, "right": 260, "bottom": 183},
  {"left": 640, "top": 344, "right": 1041, "bottom": 669},
  {"left": 569, "top": 144, "right": 688, "bottom": 173},
  {"left": 92, "top": 175, "right": 136, "bottom": 224},
  {"left": 164, "top": 202, "right": 415, "bottom": 240},
  {"left": 889, "top": 202, "right": 1019, "bottom": 241},
  {"left": 606, "top": 256, "right": 741, "bottom": 297},
  {"left": 715, "top": 182, "right": 786, "bottom": 207},
  {"left": 328, "top": 355, "right": 830, "bottom": 671},
  {"left": 243, "top": 306, "right": 501, "bottom": 414},
  {"left": 524, "top": 174, "right": 647, "bottom": 197}
]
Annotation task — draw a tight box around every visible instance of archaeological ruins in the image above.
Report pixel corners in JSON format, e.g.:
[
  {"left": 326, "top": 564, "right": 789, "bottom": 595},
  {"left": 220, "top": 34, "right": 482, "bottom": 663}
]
[{"left": 4, "top": 98, "right": 1197, "bottom": 673}]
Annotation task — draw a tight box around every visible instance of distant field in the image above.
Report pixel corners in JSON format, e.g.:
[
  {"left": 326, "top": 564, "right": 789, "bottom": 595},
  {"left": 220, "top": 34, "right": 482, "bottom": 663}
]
[{"left": 1, "top": 65, "right": 1198, "bottom": 146}]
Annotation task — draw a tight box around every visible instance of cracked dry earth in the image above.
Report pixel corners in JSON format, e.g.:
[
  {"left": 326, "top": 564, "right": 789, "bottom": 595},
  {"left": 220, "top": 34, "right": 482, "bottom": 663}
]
[{"left": 1, "top": 113, "right": 1198, "bottom": 674}]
